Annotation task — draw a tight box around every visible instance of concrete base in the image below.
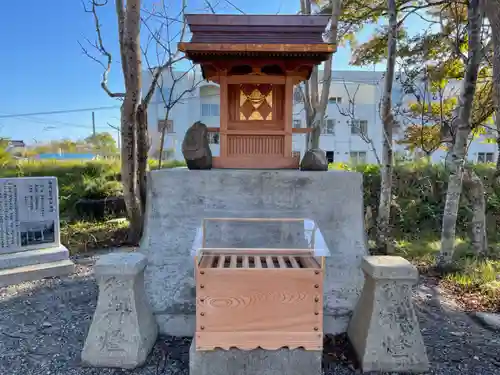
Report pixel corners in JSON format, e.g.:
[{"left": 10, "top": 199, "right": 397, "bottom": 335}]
[
  {"left": 348, "top": 256, "right": 429, "bottom": 373},
  {"left": 81, "top": 252, "right": 158, "bottom": 369},
  {"left": 189, "top": 339, "right": 322, "bottom": 375},
  {"left": 0, "top": 245, "right": 74, "bottom": 287},
  {"left": 140, "top": 169, "right": 367, "bottom": 337}
]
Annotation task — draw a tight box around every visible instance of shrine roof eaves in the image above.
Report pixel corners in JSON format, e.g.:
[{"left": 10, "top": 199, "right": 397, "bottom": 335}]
[
  {"left": 183, "top": 14, "right": 333, "bottom": 45},
  {"left": 178, "top": 43, "right": 336, "bottom": 55}
]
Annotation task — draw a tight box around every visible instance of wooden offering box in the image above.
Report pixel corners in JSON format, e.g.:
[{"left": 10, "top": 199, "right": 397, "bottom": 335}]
[{"left": 193, "top": 218, "right": 329, "bottom": 351}]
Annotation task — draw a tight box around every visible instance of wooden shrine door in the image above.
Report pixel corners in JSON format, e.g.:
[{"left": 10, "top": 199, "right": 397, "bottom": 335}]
[{"left": 216, "top": 75, "right": 296, "bottom": 169}]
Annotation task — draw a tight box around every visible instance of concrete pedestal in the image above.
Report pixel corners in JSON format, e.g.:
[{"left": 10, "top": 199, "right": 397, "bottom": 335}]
[
  {"left": 81, "top": 252, "right": 158, "bottom": 369},
  {"left": 347, "top": 256, "right": 429, "bottom": 373},
  {"left": 140, "top": 169, "right": 368, "bottom": 337},
  {"left": 189, "top": 339, "right": 322, "bottom": 375},
  {"left": 0, "top": 245, "right": 74, "bottom": 287}
]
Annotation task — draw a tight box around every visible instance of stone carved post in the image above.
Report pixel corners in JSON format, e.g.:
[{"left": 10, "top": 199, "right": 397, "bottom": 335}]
[
  {"left": 347, "top": 256, "right": 429, "bottom": 373},
  {"left": 82, "top": 253, "right": 158, "bottom": 369}
]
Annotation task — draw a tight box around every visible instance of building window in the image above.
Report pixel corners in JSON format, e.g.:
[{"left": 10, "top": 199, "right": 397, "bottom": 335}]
[
  {"left": 350, "top": 151, "right": 367, "bottom": 165},
  {"left": 293, "top": 89, "right": 303, "bottom": 103},
  {"left": 351, "top": 119, "right": 368, "bottom": 135},
  {"left": 322, "top": 119, "right": 335, "bottom": 135},
  {"left": 201, "top": 103, "right": 220, "bottom": 117},
  {"left": 326, "top": 151, "right": 334, "bottom": 163},
  {"left": 208, "top": 132, "right": 219, "bottom": 145},
  {"left": 157, "top": 119, "right": 174, "bottom": 133},
  {"left": 293, "top": 119, "right": 302, "bottom": 128},
  {"left": 328, "top": 97, "right": 342, "bottom": 104},
  {"left": 477, "top": 152, "right": 494, "bottom": 163}
]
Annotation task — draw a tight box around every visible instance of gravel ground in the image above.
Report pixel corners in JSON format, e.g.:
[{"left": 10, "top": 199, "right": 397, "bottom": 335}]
[{"left": 1, "top": 257, "right": 499, "bottom": 375}]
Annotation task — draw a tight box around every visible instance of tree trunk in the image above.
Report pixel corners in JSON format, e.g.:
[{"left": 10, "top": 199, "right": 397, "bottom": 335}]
[
  {"left": 482, "top": 1, "right": 500, "bottom": 182},
  {"left": 137, "top": 104, "right": 149, "bottom": 214},
  {"left": 375, "top": 0, "right": 397, "bottom": 254},
  {"left": 120, "top": 106, "right": 142, "bottom": 245},
  {"left": 438, "top": 0, "right": 483, "bottom": 266},
  {"left": 120, "top": 0, "right": 144, "bottom": 245},
  {"left": 463, "top": 168, "right": 488, "bottom": 256},
  {"left": 301, "top": 0, "right": 341, "bottom": 148},
  {"left": 309, "top": 118, "right": 323, "bottom": 149}
]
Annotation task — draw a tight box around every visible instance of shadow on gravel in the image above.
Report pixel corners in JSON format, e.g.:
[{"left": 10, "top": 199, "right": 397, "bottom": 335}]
[{"left": 1, "top": 272, "right": 500, "bottom": 375}]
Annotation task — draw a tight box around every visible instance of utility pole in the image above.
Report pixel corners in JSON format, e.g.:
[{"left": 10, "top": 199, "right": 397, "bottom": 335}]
[
  {"left": 107, "top": 122, "right": 121, "bottom": 158},
  {"left": 92, "top": 111, "right": 96, "bottom": 136}
]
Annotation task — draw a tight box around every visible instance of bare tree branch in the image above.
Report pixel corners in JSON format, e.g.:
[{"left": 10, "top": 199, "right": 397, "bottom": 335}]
[
  {"left": 335, "top": 80, "right": 381, "bottom": 164},
  {"left": 81, "top": 0, "right": 125, "bottom": 98},
  {"left": 142, "top": 0, "right": 188, "bottom": 107}
]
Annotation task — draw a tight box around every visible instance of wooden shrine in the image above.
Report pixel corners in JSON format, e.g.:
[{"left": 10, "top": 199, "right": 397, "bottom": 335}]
[
  {"left": 178, "top": 14, "right": 335, "bottom": 169},
  {"left": 193, "top": 218, "right": 325, "bottom": 351}
]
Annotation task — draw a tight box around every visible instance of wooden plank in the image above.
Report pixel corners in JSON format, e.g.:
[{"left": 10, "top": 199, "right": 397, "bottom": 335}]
[
  {"left": 196, "top": 269, "right": 321, "bottom": 333},
  {"left": 283, "top": 75, "right": 293, "bottom": 157},
  {"left": 199, "top": 255, "right": 215, "bottom": 269},
  {"left": 213, "top": 155, "right": 299, "bottom": 169},
  {"left": 196, "top": 331, "right": 322, "bottom": 351},
  {"left": 227, "top": 75, "right": 285, "bottom": 84},
  {"left": 178, "top": 42, "right": 336, "bottom": 53},
  {"left": 289, "top": 256, "right": 300, "bottom": 268},
  {"left": 292, "top": 127, "right": 314, "bottom": 134},
  {"left": 217, "top": 255, "right": 225, "bottom": 268},
  {"left": 225, "top": 129, "right": 287, "bottom": 136},
  {"left": 299, "top": 256, "right": 321, "bottom": 269},
  {"left": 277, "top": 256, "right": 287, "bottom": 269},
  {"left": 254, "top": 256, "right": 262, "bottom": 268},
  {"left": 266, "top": 256, "right": 274, "bottom": 268},
  {"left": 230, "top": 255, "right": 237, "bottom": 268},
  {"left": 219, "top": 74, "right": 228, "bottom": 157},
  {"left": 243, "top": 255, "right": 249, "bottom": 268}
]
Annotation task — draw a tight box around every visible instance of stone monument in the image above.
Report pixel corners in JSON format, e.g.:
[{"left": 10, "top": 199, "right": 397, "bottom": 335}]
[{"left": 0, "top": 177, "right": 74, "bottom": 287}]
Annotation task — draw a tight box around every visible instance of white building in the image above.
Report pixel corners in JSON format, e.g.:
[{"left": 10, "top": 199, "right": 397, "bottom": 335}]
[{"left": 143, "top": 68, "right": 497, "bottom": 165}]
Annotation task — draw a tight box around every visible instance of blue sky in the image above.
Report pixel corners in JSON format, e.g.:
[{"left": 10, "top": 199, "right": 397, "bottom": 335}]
[{"left": 0, "top": 0, "right": 393, "bottom": 145}]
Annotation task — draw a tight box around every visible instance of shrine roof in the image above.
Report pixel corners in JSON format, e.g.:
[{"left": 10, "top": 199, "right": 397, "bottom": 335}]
[{"left": 178, "top": 14, "right": 335, "bottom": 56}]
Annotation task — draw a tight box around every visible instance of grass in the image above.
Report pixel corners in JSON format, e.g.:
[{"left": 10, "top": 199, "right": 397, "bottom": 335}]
[
  {"left": 392, "top": 235, "right": 500, "bottom": 310},
  {"left": 60, "top": 218, "right": 130, "bottom": 256}
]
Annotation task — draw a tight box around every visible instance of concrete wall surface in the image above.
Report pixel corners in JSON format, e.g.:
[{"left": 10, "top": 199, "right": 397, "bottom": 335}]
[{"left": 140, "top": 169, "right": 367, "bottom": 336}]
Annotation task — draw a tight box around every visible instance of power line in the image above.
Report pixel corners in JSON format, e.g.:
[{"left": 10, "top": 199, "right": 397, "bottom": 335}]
[
  {"left": 4, "top": 116, "right": 109, "bottom": 130},
  {"left": 0, "top": 105, "right": 121, "bottom": 119}
]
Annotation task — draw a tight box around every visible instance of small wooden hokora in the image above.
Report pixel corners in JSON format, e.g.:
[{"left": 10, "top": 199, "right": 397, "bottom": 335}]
[
  {"left": 178, "top": 14, "right": 336, "bottom": 170},
  {"left": 182, "top": 121, "right": 213, "bottom": 170}
]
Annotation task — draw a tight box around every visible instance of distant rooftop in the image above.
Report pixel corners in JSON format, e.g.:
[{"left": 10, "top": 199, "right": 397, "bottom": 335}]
[{"left": 8, "top": 140, "right": 25, "bottom": 148}]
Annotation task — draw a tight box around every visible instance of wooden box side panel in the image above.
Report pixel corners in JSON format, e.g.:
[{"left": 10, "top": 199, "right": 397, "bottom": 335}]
[
  {"left": 196, "top": 269, "right": 323, "bottom": 333},
  {"left": 195, "top": 331, "right": 323, "bottom": 351}
]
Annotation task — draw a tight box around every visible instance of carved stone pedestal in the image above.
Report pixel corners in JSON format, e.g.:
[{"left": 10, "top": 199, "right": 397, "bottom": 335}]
[
  {"left": 347, "top": 256, "right": 429, "bottom": 373},
  {"left": 82, "top": 252, "right": 158, "bottom": 369}
]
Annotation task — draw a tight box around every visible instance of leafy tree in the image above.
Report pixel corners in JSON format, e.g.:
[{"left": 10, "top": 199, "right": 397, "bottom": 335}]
[
  {"left": 85, "top": 132, "right": 118, "bottom": 156},
  {"left": 351, "top": 0, "right": 493, "bottom": 261},
  {"left": 397, "top": 123, "right": 446, "bottom": 159},
  {"left": 0, "top": 138, "right": 12, "bottom": 166}
]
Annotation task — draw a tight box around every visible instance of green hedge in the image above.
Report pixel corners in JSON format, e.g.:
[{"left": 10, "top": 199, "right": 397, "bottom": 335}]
[
  {"left": 0, "top": 159, "right": 185, "bottom": 216},
  {"left": 329, "top": 161, "right": 500, "bottom": 241}
]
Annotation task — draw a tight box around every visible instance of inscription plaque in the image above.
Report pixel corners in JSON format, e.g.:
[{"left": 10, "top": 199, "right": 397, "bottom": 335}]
[{"left": 0, "top": 177, "right": 60, "bottom": 254}]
